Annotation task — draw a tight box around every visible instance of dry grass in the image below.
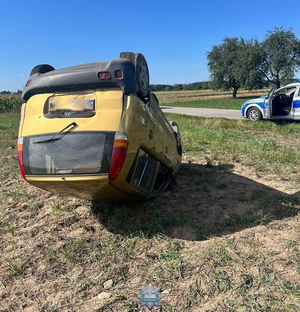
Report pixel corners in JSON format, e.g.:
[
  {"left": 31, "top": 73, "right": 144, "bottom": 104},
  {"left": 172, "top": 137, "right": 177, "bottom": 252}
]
[
  {"left": 156, "top": 89, "right": 268, "bottom": 104},
  {"left": 1, "top": 112, "right": 300, "bottom": 311}
]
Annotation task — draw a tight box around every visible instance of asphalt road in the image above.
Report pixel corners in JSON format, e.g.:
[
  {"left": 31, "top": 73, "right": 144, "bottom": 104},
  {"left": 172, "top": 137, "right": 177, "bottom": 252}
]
[{"left": 161, "top": 106, "right": 242, "bottom": 120}]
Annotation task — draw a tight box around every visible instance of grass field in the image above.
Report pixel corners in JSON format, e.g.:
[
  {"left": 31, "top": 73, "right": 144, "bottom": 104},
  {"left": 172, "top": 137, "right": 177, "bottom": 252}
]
[
  {"left": 0, "top": 90, "right": 266, "bottom": 112},
  {"left": 162, "top": 97, "right": 253, "bottom": 110},
  {"left": 156, "top": 89, "right": 268, "bottom": 110},
  {"left": 169, "top": 114, "right": 300, "bottom": 183},
  {"left": 1, "top": 112, "right": 300, "bottom": 311}
]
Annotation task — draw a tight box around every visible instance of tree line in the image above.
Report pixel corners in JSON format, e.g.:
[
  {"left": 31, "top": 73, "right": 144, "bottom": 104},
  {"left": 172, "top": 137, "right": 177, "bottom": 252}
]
[
  {"left": 0, "top": 90, "right": 22, "bottom": 95},
  {"left": 150, "top": 81, "right": 212, "bottom": 91},
  {"left": 207, "top": 27, "right": 300, "bottom": 98},
  {"left": 2, "top": 27, "right": 300, "bottom": 100}
]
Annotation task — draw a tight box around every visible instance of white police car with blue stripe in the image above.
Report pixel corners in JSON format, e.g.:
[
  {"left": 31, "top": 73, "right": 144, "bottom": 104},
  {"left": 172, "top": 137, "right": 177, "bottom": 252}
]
[{"left": 241, "top": 83, "right": 300, "bottom": 121}]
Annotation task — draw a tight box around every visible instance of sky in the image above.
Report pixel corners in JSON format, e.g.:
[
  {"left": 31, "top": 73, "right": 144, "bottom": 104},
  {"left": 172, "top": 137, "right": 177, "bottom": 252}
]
[{"left": 1, "top": 0, "right": 300, "bottom": 91}]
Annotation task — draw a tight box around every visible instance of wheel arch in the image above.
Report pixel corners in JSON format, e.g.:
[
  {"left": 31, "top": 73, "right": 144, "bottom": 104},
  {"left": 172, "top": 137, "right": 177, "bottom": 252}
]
[{"left": 244, "top": 104, "right": 264, "bottom": 119}]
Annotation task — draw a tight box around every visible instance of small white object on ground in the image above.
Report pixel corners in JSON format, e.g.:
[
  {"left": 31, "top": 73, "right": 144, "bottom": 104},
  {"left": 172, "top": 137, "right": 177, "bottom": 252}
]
[
  {"left": 162, "top": 289, "right": 171, "bottom": 294},
  {"left": 103, "top": 279, "right": 113, "bottom": 290},
  {"left": 98, "top": 292, "right": 111, "bottom": 300}
]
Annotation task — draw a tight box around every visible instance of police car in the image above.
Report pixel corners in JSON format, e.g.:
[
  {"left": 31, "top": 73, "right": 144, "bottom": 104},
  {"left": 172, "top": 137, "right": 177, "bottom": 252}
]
[{"left": 241, "top": 83, "right": 300, "bottom": 121}]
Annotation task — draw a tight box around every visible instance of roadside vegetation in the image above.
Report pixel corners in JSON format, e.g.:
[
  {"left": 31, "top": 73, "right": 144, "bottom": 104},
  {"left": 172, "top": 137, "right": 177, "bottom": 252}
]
[
  {"left": 162, "top": 97, "right": 252, "bottom": 110},
  {"left": 0, "top": 95, "right": 22, "bottom": 113},
  {"left": 0, "top": 89, "right": 267, "bottom": 112},
  {"left": 1, "top": 111, "right": 300, "bottom": 311},
  {"left": 150, "top": 81, "right": 212, "bottom": 92},
  {"left": 207, "top": 27, "right": 300, "bottom": 97},
  {"left": 156, "top": 88, "right": 267, "bottom": 110},
  {"left": 167, "top": 113, "right": 300, "bottom": 184}
]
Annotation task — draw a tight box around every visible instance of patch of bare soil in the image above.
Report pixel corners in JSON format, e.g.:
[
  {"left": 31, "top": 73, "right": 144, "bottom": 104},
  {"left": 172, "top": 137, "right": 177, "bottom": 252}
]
[{"left": 0, "top": 155, "right": 299, "bottom": 311}]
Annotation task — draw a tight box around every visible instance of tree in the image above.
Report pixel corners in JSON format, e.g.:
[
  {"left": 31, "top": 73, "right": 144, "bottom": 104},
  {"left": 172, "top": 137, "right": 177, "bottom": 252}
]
[
  {"left": 207, "top": 38, "right": 261, "bottom": 98},
  {"left": 256, "top": 27, "right": 300, "bottom": 89}
]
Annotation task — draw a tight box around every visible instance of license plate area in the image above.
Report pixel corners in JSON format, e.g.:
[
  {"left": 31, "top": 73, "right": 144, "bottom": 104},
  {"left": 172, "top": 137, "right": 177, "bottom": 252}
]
[{"left": 44, "top": 93, "right": 96, "bottom": 118}]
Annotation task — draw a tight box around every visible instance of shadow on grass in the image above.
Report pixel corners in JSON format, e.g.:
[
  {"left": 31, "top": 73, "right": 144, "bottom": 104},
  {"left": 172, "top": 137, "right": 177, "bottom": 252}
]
[
  {"left": 272, "top": 119, "right": 300, "bottom": 125},
  {"left": 90, "top": 163, "right": 300, "bottom": 241}
]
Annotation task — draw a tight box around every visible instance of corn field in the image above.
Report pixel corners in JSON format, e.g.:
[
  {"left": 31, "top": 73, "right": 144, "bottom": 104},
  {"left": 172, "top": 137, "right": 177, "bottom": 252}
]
[{"left": 0, "top": 95, "right": 22, "bottom": 113}]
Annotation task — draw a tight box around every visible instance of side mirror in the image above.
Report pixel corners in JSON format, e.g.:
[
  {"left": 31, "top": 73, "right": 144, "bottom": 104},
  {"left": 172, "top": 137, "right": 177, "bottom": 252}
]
[{"left": 152, "top": 93, "right": 159, "bottom": 104}]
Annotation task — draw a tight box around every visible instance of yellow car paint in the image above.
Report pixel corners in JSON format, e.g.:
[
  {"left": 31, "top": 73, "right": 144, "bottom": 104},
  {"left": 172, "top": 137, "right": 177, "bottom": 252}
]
[{"left": 19, "top": 89, "right": 181, "bottom": 201}]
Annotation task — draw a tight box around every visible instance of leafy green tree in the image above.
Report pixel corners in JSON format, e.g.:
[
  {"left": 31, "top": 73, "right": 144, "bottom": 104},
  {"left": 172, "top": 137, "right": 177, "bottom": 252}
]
[
  {"left": 207, "top": 38, "right": 261, "bottom": 98},
  {"left": 256, "top": 27, "right": 300, "bottom": 89}
]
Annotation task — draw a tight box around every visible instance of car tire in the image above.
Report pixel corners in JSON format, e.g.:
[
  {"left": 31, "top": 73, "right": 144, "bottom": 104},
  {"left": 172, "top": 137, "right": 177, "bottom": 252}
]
[
  {"left": 170, "top": 121, "right": 182, "bottom": 156},
  {"left": 247, "top": 107, "right": 262, "bottom": 121},
  {"left": 30, "top": 64, "right": 55, "bottom": 76},
  {"left": 134, "top": 53, "right": 150, "bottom": 100}
]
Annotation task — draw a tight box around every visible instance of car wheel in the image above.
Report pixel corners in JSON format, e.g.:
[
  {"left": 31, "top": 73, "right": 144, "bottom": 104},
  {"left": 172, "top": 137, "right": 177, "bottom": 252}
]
[
  {"left": 134, "top": 53, "right": 150, "bottom": 100},
  {"left": 170, "top": 121, "right": 182, "bottom": 156},
  {"left": 247, "top": 107, "right": 262, "bottom": 121},
  {"left": 30, "top": 64, "right": 55, "bottom": 76}
]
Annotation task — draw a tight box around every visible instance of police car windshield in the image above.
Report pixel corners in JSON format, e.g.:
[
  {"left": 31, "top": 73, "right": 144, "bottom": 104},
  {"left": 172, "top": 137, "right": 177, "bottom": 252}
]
[{"left": 266, "top": 88, "right": 275, "bottom": 99}]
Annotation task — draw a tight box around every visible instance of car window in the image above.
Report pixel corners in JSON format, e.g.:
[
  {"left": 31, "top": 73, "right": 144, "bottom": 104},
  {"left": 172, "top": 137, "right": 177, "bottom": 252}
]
[
  {"left": 131, "top": 149, "right": 158, "bottom": 192},
  {"left": 267, "top": 88, "right": 275, "bottom": 99},
  {"left": 276, "top": 87, "right": 296, "bottom": 96},
  {"left": 150, "top": 94, "right": 174, "bottom": 134},
  {"left": 23, "top": 132, "right": 114, "bottom": 175},
  {"left": 297, "top": 88, "right": 300, "bottom": 97},
  {"left": 286, "top": 87, "right": 296, "bottom": 96}
]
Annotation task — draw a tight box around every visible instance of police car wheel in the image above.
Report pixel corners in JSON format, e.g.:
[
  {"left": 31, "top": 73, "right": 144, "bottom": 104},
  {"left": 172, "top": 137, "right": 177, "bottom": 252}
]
[{"left": 247, "top": 107, "right": 262, "bottom": 121}]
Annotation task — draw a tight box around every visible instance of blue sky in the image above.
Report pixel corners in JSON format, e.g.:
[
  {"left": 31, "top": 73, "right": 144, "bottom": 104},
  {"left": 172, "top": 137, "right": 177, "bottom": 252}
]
[{"left": 1, "top": 0, "right": 300, "bottom": 91}]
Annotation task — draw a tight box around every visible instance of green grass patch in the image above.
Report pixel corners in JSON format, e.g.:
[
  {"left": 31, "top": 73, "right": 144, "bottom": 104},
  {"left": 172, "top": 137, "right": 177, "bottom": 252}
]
[
  {"left": 1, "top": 111, "right": 300, "bottom": 311},
  {"left": 162, "top": 97, "right": 253, "bottom": 110},
  {"left": 166, "top": 113, "right": 300, "bottom": 181},
  {"left": 0, "top": 113, "right": 21, "bottom": 181}
]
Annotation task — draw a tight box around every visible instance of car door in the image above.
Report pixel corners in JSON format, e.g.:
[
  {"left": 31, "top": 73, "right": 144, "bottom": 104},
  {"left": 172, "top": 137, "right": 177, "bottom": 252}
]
[
  {"left": 292, "top": 86, "right": 300, "bottom": 119},
  {"left": 263, "top": 88, "right": 274, "bottom": 119}
]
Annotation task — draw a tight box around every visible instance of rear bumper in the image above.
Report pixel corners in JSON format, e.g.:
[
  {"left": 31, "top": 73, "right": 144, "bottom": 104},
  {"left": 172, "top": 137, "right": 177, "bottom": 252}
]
[
  {"left": 22, "top": 59, "right": 139, "bottom": 103},
  {"left": 26, "top": 175, "right": 130, "bottom": 201}
]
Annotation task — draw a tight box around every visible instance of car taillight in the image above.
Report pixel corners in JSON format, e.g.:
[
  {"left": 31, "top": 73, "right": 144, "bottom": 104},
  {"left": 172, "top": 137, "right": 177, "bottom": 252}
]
[
  {"left": 98, "top": 71, "right": 111, "bottom": 80},
  {"left": 109, "top": 132, "right": 128, "bottom": 182},
  {"left": 17, "top": 138, "right": 26, "bottom": 180},
  {"left": 115, "top": 70, "right": 123, "bottom": 79}
]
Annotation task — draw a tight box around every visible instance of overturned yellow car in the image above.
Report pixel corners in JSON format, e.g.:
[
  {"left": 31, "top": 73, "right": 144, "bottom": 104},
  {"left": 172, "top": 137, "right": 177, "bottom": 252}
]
[{"left": 18, "top": 52, "right": 182, "bottom": 201}]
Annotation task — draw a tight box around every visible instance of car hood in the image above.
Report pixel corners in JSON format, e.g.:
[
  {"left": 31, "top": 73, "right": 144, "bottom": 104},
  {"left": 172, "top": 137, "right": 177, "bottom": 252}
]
[{"left": 243, "top": 98, "right": 265, "bottom": 106}]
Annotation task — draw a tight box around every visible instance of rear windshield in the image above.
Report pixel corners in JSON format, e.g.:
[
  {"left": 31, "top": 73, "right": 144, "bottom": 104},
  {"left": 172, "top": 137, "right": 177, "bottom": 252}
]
[{"left": 23, "top": 131, "right": 114, "bottom": 175}]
